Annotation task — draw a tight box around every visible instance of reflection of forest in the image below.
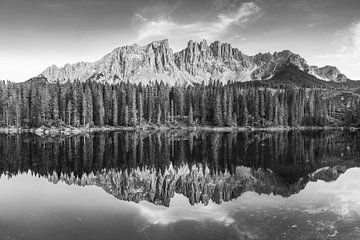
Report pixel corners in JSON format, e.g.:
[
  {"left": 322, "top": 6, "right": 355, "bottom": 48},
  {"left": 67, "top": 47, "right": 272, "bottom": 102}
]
[{"left": 0, "top": 131, "right": 359, "bottom": 206}]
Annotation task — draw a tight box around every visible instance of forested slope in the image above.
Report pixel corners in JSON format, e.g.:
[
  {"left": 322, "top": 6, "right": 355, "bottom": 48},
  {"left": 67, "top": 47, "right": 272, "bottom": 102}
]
[{"left": 0, "top": 78, "right": 359, "bottom": 128}]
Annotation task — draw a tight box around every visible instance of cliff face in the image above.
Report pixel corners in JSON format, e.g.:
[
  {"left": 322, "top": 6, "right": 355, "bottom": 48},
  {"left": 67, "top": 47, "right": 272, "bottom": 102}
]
[
  {"left": 174, "top": 42, "right": 311, "bottom": 82},
  {"left": 310, "top": 65, "right": 348, "bottom": 82},
  {"left": 45, "top": 164, "right": 348, "bottom": 207},
  {"left": 40, "top": 39, "right": 349, "bottom": 85},
  {"left": 41, "top": 40, "right": 194, "bottom": 85}
]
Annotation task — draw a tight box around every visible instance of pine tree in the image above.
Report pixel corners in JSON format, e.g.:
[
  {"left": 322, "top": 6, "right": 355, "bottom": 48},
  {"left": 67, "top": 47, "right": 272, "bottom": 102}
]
[
  {"left": 157, "top": 105, "right": 162, "bottom": 125},
  {"left": 139, "top": 92, "right": 143, "bottom": 126},
  {"left": 171, "top": 99, "right": 174, "bottom": 124},
  {"left": 52, "top": 94, "right": 60, "bottom": 124},
  {"left": 112, "top": 89, "right": 118, "bottom": 126},
  {"left": 253, "top": 89, "right": 260, "bottom": 122},
  {"left": 226, "top": 91, "right": 233, "bottom": 126},
  {"left": 241, "top": 106, "right": 249, "bottom": 126},
  {"left": 71, "top": 85, "right": 80, "bottom": 127},
  {"left": 84, "top": 84, "right": 93, "bottom": 126},
  {"left": 259, "top": 90, "right": 265, "bottom": 119},
  {"left": 103, "top": 84, "right": 112, "bottom": 125},
  {"left": 222, "top": 91, "right": 228, "bottom": 122},
  {"left": 214, "top": 93, "right": 223, "bottom": 126},
  {"left": 273, "top": 95, "right": 279, "bottom": 125},
  {"left": 67, "top": 99, "right": 72, "bottom": 125},
  {"left": 147, "top": 87, "right": 154, "bottom": 123},
  {"left": 124, "top": 105, "right": 129, "bottom": 126},
  {"left": 131, "top": 91, "right": 137, "bottom": 126},
  {"left": 15, "top": 93, "right": 21, "bottom": 128},
  {"left": 97, "top": 87, "right": 105, "bottom": 126},
  {"left": 189, "top": 104, "right": 194, "bottom": 125},
  {"left": 178, "top": 89, "right": 184, "bottom": 116},
  {"left": 200, "top": 89, "right": 206, "bottom": 125}
]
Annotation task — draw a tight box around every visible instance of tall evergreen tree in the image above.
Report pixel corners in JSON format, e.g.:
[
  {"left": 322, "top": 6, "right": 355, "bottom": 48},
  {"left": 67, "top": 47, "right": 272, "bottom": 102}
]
[
  {"left": 131, "top": 91, "right": 137, "bottom": 126},
  {"left": 189, "top": 104, "right": 194, "bottom": 125},
  {"left": 112, "top": 89, "right": 118, "bottom": 126},
  {"left": 139, "top": 92, "right": 144, "bottom": 126},
  {"left": 214, "top": 93, "right": 223, "bottom": 126}
]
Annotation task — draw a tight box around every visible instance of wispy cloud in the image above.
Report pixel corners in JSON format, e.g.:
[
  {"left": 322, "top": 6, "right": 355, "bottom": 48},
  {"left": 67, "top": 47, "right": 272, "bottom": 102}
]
[
  {"left": 137, "top": 194, "right": 235, "bottom": 226},
  {"left": 132, "top": 2, "right": 262, "bottom": 42},
  {"left": 316, "top": 21, "right": 360, "bottom": 79}
]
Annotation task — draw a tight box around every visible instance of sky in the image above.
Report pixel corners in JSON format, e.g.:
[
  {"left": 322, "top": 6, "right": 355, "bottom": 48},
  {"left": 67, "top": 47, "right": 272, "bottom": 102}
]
[{"left": 0, "top": 0, "right": 360, "bottom": 82}]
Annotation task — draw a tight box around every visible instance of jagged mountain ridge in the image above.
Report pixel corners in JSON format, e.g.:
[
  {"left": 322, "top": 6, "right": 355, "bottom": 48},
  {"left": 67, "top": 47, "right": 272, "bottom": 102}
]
[
  {"left": 39, "top": 39, "right": 349, "bottom": 85},
  {"left": 41, "top": 40, "right": 194, "bottom": 85}
]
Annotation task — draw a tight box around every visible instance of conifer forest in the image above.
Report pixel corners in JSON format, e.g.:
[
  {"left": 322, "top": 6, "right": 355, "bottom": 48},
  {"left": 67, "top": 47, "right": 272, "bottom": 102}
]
[{"left": 0, "top": 79, "right": 358, "bottom": 129}]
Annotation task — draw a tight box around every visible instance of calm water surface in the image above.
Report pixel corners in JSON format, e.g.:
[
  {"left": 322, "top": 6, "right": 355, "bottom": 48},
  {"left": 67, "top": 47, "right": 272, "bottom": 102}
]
[{"left": 0, "top": 130, "right": 360, "bottom": 240}]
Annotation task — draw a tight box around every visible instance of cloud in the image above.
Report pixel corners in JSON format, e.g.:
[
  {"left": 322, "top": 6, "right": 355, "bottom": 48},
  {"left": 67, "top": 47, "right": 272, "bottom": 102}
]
[
  {"left": 132, "top": 13, "right": 148, "bottom": 23},
  {"left": 132, "top": 2, "right": 262, "bottom": 42},
  {"left": 306, "top": 12, "right": 328, "bottom": 28},
  {"left": 136, "top": 168, "right": 360, "bottom": 231},
  {"left": 137, "top": 194, "right": 235, "bottom": 226},
  {"left": 304, "top": 168, "right": 360, "bottom": 216},
  {"left": 336, "top": 22, "right": 360, "bottom": 53},
  {"left": 316, "top": 21, "right": 360, "bottom": 79}
]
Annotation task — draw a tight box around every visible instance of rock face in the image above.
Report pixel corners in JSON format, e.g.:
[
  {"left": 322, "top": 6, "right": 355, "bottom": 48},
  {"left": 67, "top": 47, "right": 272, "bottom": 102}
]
[
  {"left": 310, "top": 65, "right": 348, "bottom": 82},
  {"left": 40, "top": 39, "right": 349, "bottom": 85},
  {"left": 174, "top": 42, "right": 311, "bottom": 82},
  {"left": 41, "top": 40, "right": 194, "bottom": 85}
]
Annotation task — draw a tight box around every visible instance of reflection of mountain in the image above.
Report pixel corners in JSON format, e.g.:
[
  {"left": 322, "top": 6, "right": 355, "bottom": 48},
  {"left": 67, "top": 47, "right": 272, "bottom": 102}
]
[
  {"left": 0, "top": 131, "right": 359, "bottom": 206},
  {"left": 43, "top": 164, "right": 353, "bottom": 207}
]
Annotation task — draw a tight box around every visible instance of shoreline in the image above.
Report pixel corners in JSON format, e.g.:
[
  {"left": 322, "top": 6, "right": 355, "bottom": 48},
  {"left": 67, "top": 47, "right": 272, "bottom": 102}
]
[{"left": 0, "top": 125, "right": 354, "bottom": 136}]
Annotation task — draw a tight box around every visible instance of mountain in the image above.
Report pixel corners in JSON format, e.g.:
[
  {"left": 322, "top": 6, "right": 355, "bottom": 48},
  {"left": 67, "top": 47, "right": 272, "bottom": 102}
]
[
  {"left": 264, "top": 64, "right": 343, "bottom": 88},
  {"left": 39, "top": 39, "right": 351, "bottom": 85},
  {"left": 310, "top": 65, "right": 348, "bottom": 82},
  {"left": 41, "top": 40, "right": 194, "bottom": 85}
]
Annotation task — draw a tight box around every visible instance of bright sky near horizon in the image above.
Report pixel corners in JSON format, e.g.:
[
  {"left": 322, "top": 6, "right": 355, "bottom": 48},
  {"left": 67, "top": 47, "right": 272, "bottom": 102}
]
[{"left": 0, "top": 0, "right": 360, "bottom": 82}]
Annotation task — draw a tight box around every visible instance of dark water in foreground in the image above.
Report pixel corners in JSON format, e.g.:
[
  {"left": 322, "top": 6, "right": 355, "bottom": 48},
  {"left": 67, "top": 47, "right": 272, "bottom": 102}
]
[{"left": 1, "top": 130, "right": 360, "bottom": 240}]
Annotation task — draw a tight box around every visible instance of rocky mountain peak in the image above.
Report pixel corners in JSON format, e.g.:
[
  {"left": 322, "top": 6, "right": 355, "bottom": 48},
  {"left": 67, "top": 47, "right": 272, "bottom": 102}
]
[
  {"left": 39, "top": 39, "right": 350, "bottom": 85},
  {"left": 310, "top": 65, "right": 348, "bottom": 82}
]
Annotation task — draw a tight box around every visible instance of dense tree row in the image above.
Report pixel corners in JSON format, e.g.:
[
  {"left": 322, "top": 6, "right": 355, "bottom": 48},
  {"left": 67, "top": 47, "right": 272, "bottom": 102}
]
[
  {"left": 0, "top": 80, "right": 358, "bottom": 128},
  {"left": 1, "top": 131, "right": 359, "bottom": 179}
]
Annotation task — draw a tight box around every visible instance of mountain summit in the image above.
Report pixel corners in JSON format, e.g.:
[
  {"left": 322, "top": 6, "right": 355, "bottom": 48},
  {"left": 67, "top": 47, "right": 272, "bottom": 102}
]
[{"left": 40, "top": 39, "right": 349, "bottom": 85}]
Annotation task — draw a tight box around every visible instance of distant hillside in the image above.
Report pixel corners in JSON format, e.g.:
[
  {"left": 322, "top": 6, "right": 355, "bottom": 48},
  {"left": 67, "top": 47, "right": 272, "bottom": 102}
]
[{"left": 264, "top": 64, "right": 360, "bottom": 89}]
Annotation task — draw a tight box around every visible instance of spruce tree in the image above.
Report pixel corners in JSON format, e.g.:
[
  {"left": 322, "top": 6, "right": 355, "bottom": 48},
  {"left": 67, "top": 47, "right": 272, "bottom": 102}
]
[
  {"left": 200, "top": 89, "right": 206, "bottom": 125},
  {"left": 139, "top": 92, "right": 143, "bottom": 126},
  {"left": 131, "top": 91, "right": 137, "bottom": 126},
  {"left": 97, "top": 87, "right": 105, "bottom": 126},
  {"left": 124, "top": 105, "right": 129, "bottom": 126},
  {"left": 171, "top": 99, "right": 174, "bottom": 124},
  {"left": 157, "top": 105, "right": 162, "bottom": 125},
  {"left": 112, "top": 89, "right": 118, "bottom": 126},
  {"left": 189, "top": 104, "right": 194, "bottom": 125},
  {"left": 226, "top": 92, "right": 233, "bottom": 126},
  {"left": 214, "top": 93, "right": 223, "bottom": 126}
]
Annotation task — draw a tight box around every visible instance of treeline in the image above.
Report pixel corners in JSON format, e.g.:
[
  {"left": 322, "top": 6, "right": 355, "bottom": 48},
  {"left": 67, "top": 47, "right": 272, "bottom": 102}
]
[
  {"left": 0, "top": 79, "right": 358, "bottom": 128},
  {"left": 2, "top": 131, "right": 358, "bottom": 178}
]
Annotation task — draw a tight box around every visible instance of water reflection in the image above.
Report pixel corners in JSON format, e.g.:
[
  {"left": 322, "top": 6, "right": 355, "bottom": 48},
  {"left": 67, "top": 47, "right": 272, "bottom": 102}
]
[
  {"left": 1, "top": 130, "right": 360, "bottom": 239},
  {"left": 0, "top": 130, "right": 360, "bottom": 206},
  {"left": 1, "top": 168, "right": 360, "bottom": 239},
  {"left": 139, "top": 167, "right": 360, "bottom": 239}
]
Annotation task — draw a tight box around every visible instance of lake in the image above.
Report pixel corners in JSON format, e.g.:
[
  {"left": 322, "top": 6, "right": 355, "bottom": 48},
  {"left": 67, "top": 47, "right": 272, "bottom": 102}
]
[{"left": 0, "top": 130, "right": 360, "bottom": 240}]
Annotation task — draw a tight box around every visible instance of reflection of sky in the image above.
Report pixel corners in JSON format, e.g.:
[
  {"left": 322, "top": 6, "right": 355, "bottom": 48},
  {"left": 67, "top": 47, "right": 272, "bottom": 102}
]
[
  {"left": 138, "top": 168, "right": 360, "bottom": 226},
  {"left": 1, "top": 168, "right": 360, "bottom": 239}
]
